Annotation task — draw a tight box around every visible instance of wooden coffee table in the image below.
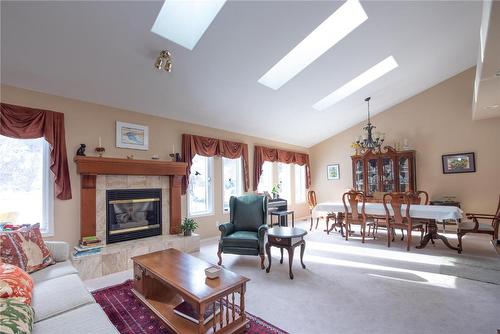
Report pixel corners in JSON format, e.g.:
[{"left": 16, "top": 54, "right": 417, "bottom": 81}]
[
  {"left": 265, "top": 227, "right": 307, "bottom": 279},
  {"left": 132, "top": 248, "right": 249, "bottom": 334}
]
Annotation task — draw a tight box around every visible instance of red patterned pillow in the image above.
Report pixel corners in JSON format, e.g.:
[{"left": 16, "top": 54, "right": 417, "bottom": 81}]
[
  {"left": 0, "top": 263, "right": 34, "bottom": 305},
  {"left": 0, "top": 224, "right": 55, "bottom": 273}
]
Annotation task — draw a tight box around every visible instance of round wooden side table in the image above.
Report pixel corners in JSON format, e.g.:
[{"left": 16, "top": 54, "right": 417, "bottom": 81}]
[{"left": 265, "top": 227, "right": 307, "bottom": 279}]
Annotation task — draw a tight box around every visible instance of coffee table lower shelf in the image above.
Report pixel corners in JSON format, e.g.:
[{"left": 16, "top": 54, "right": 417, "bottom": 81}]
[{"left": 131, "top": 289, "right": 249, "bottom": 334}]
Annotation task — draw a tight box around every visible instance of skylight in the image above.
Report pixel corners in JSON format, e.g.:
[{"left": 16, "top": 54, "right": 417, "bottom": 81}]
[
  {"left": 151, "top": 0, "right": 227, "bottom": 50},
  {"left": 258, "top": 0, "right": 368, "bottom": 90},
  {"left": 313, "top": 56, "right": 399, "bottom": 111}
]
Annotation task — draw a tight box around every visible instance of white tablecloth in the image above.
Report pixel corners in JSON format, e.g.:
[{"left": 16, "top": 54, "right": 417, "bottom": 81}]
[{"left": 312, "top": 202, "right": 463, "bottom": 222}]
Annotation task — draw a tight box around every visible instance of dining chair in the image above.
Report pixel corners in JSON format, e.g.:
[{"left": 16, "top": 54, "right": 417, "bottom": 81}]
[
  {"left": 307, "top": 190, "right": 336, "bottom": 232},
  {"left": 406, "top": 190, "right": 431, "bottom": 235},
  {"left": 457, "top": 195, "right": 500, "bottom": 254},
  {"left": 342, "top": 190, "right": 368, "bottom": 243},
  {"left": 382, "top": 192, "right": 425, "bottom": 251}
]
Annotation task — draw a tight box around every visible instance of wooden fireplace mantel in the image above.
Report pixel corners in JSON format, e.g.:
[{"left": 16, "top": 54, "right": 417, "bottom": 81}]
[{"left": 74, "top": 156, "right": 187, "bottom": 238}]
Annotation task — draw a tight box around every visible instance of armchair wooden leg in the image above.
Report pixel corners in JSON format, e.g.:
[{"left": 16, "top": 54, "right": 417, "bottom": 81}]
[
  {"left": 310, "top": 217, "right": 313, "bottom": 231},
  {"left": 217, "top": 244, "right": 223, "bottom": 266},
  {"left": 315, "top": 218, "right": 320, "bottom": 230},
  {"left": 361, "top": 223, "right": 366, "bottom": 243},
  {"left": 260, "top": 254, "right": 265, "bottom": 269}
]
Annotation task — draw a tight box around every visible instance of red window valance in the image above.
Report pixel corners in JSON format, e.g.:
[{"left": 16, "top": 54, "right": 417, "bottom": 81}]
[
  {"left": 181, "top": 134, "right": 250, "bottom": 194},
  {"left": 253, "top": 145, "right": 311, "bottom": 191},
  {"left": 1, "top": 103, "right": 72, "bottom": 200}
]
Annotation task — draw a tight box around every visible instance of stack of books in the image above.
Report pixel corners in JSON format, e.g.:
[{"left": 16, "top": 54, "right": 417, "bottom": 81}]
[
  {"left": 73, "top": 236, "right": 103, "bottom": 257},
  {"left": 173, "top": 301, "right": 220, "bottom": 325}
]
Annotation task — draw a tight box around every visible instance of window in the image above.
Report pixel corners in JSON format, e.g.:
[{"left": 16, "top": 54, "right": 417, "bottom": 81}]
[
  {"left": 277, "top": 163, "right": 291, "bottom": 201},
  {"left": 295, "top": 164, "right": 306, "bottom": 203},
  {"left": 222, "top": 157, "right": 243, "bottom": 213},
  {"left": 0, "top": 135, "right": 53, "bottom": 235},
  {"left": 188, "top": 155, "right": 214, "bottom": 216},
  {"left": 257, "top": 161, "right": 273, "bottom": 194}
]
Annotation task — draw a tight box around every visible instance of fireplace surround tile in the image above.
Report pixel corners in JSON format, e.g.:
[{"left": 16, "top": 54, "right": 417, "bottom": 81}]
[
  {"left": 127, "top": 175, "right": 147, "bottom": 188},
  {"left": 72, "top": 234, "right": 199, "bottom": 280},
  {"left": 102, "top": 251, "right": 127, "bottom": 276},
  {"left": 105, "top": 175, "right": 127, "bottom": 188}
]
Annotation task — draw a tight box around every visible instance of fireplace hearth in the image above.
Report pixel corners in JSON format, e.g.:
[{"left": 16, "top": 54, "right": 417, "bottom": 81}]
[{"left": 106, "top": 188, "right": 162, "bottom": 244}]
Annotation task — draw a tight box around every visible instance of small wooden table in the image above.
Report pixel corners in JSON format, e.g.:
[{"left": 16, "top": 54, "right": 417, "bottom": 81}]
[
  {"left": 132, "top": 249, "right": 249, "bottom": 334},
  {"left": 265, "top": 227, "right": 307, "bottom": 279}
]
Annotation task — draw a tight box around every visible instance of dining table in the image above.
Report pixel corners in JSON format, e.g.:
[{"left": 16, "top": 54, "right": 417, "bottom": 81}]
[{"left": 312, "top": 202, "right": 463, "bottom": 251}]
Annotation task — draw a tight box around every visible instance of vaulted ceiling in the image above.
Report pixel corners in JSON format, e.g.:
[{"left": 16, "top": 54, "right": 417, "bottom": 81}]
[{"left": 1, "top": 1, "right": 482, "bottom": 147}]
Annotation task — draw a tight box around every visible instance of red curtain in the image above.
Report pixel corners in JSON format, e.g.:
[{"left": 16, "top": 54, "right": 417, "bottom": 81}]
[
  {"left": 181, "top": 134, "right": 250, "bottom": 194},
  {"left": 253, "top": 145, "right": 311, "bottom": 191},
  {"left": 1, "top": 103, "right": 72, "bottom": 200}
]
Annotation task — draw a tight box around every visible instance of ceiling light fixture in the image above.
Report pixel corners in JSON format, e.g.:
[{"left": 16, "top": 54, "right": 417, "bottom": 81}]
[
  {"left": 151, "top": 0, "right": 227, "bottom": 50},
  {"left": 313, "top": 56, "right": 398, "bottom": 111},
  {"left": 258, "top": 0, "right": 368, "bottom": 90},
  {"left": 355, "top": 97, "right": 385, "bottom": 153},
  {"left": 154, "top": 50, "right": 172, "bottom": 72}
]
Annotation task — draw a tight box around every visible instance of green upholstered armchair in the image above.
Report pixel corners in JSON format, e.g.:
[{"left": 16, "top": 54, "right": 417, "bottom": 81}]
[{"left": 217, "top": 195, "right": 268, "bottom": 269}]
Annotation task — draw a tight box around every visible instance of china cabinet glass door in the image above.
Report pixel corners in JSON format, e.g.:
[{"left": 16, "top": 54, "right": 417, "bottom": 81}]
[
  {"left": 367, "top": 159, "right": 379, "bottom": 195},
  {"left": 399, "top": 156, "right": 410, "bottom": 192},
  {"left": 381, "top": 158, "right": 395, "bottom": 192},
  {"left": 354, "top": 160, "right": 364, "bottom": 191}
]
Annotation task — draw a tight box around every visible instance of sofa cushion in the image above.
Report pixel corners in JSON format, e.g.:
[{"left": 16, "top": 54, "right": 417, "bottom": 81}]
[
  {"left": 0, "top": 263, "right": 34, "bottom": 305},
  {"left": 222, "top": 231, "right": 259, "bottom": 248},
  {"left": 0, "top": 224, "right": 55, "bottom": 273},
  {"left": 32, "top": 274, "right": 94, "bottom": 322},
  {"left": 33, "top": 303, "right": 119, "bottom": 334},
  {"left": 30, "top": 261, "right": 78, "bottom": 284},
  {"left": 232, "top": 195, "right": 266, "bottom": 232},
  {"left": 0, "top": 298, "right": 35, "bottom": 334}
]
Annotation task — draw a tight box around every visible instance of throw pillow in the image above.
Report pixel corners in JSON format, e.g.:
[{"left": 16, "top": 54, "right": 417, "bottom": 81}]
[
  {"left": 0, "top": 263, "right": 34, "bottom": 305},
  {"left": 0, "top": 298, "right": 34, "bottom": 334},
  {"left": 0, "top": 224, "right": 55, "bottom": 273}
]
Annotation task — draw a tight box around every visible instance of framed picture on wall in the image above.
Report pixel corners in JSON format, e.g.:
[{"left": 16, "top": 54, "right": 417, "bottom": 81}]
[
  {"left": 442, "top": 152, "right": 475, "bottom": 174},
  {"left": 327, "top": 164, "right": 340, "bottom": 180},
  {"left": 116, "top": 121, "right": 149, "bottom": 150}
]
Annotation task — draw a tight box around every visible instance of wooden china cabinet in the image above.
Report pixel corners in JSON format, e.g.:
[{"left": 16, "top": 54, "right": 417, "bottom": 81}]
[{"left": 351, "top": 146, "right": 416, "bottom": 197}]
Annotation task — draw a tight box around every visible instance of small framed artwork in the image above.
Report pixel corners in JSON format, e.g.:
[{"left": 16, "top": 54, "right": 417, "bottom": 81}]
[
  {"left": 116, "top": 121, "right": 149, "bottom": 150},
  {"left": 442, "top": 152, "right": 475, "bottom": 174},
  {"left": 327, "top": 164, "right": 340, "bottom": 180}
]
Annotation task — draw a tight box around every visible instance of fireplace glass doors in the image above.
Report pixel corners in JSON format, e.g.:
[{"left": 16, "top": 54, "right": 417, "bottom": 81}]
[{"left": 106, "top": 189, "right": 162, "bottom": 244}]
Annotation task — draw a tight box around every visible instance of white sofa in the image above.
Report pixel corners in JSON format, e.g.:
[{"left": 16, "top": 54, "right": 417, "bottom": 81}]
[{"left": 31, "top": 241, "right": 119, "bottom": 334}]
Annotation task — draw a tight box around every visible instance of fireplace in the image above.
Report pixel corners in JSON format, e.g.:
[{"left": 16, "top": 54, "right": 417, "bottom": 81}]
[{"left": 106, "top": 189, "right": 162, "bottom": 244}]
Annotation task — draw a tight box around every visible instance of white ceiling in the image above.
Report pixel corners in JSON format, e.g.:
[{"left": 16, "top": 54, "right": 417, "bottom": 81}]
[{"left": 1, "top": 1, "right": 482, "bottom": 147}]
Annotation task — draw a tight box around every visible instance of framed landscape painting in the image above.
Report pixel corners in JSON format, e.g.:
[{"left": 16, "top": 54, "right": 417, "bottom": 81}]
[
  {"left": 442, "top": 152, "right": 475, "bottom": 174},
  {"left": 116, "top": 121, "right": 149, "bottom": 150},
  {"left": 327, "top": 164, "right": 340, "bottom": 180}
]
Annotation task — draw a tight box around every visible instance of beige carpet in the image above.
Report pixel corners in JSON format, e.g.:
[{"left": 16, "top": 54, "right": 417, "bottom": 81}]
[
  {"left": 195, "top": 220, "right": 500, "bottom": 334},
  {"left": 86, "top": 220, "right": 500, "bottom": 334}
]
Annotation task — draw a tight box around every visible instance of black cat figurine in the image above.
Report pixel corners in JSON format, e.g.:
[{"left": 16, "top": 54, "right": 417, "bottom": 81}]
[{"left": 76, "top": 144, "right": 86, "bottom": 156}]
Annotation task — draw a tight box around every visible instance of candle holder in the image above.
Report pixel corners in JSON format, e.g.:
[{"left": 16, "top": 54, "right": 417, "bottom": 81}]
[
  {"left": 95, "top": 146, "right": 105, "bottom": 157},
  {"left": 169, "top": 153, "right": 181, "bottom": 162}
]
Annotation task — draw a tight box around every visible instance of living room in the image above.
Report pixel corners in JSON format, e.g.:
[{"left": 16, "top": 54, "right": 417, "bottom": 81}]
[{"left": 1, "top": 1, "right": 499, "bottom": 334}]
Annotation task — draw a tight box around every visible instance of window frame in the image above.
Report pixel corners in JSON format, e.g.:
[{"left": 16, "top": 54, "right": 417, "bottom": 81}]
[
  {"left": 41, "top": 140, "right": 55, "bottom": 236},
  {"left": 277, "top": 162, "right": 291, "bottom": 202},
  {"left": 294, "top": 164, "right": 306, "bottom": 204},
  {"left": 187, "top": 155, "right": 214, "bottom": 218},
  {"left": 0, "top": 136, "right": 54, "bottom": 236},
  {"left": 222, "top": 157, "right": 243, "bottom": 214},
  {"left": 257, "top": 161, "right": 274, "bottom": 194}
]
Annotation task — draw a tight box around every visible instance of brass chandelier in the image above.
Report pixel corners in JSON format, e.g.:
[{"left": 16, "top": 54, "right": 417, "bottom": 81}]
[{"left": 355, "top": 97, "right": 385, "bottom": 152}]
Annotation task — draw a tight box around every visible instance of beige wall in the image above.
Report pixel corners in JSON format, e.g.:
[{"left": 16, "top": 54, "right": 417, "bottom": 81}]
[
  {"left": 0, "top": 84, "right": 309, "bottom": 246},
  {"left": 310, "top": 68, "right": 500, "bottom": 214}
]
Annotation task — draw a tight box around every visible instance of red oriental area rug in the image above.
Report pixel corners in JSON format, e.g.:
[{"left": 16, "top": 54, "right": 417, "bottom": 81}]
[{"left": 92, "top": 280, "right": 288, "bottom": 334}]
